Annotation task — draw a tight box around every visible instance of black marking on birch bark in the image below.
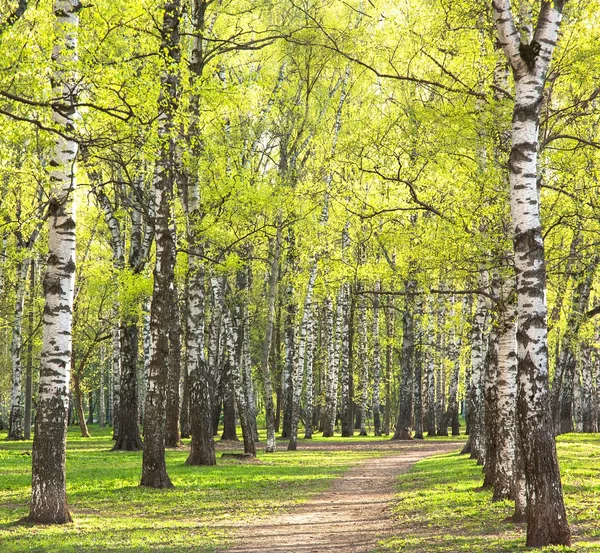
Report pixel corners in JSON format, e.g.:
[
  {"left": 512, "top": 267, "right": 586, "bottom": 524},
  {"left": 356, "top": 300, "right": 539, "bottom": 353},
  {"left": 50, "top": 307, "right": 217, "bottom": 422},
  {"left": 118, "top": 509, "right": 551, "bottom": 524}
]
[{"left": 519, "top": 40, "right": 541, "bottom": 72}]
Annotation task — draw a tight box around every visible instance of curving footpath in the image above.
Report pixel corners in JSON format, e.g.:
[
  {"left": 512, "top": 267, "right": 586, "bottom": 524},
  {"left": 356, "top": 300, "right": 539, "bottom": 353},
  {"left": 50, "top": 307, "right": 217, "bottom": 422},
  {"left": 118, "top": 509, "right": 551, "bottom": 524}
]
[{"left": 218, "top": 441, "right": 461, "bottom": 553}]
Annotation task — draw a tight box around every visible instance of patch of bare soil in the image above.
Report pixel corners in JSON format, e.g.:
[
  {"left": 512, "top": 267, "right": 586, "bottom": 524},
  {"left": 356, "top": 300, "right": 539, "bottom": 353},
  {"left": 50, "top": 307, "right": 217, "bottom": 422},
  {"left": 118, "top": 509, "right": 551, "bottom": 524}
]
[{"left": 217, "top": 441, "right": 461, "bottom": 553}]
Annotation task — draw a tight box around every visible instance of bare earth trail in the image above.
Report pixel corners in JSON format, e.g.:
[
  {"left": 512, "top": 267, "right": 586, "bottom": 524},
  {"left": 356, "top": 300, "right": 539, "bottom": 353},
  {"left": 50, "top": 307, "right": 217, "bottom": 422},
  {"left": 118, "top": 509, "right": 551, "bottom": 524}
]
[{"left": 217, "top": 441, "right": 461, "bottom": 553}]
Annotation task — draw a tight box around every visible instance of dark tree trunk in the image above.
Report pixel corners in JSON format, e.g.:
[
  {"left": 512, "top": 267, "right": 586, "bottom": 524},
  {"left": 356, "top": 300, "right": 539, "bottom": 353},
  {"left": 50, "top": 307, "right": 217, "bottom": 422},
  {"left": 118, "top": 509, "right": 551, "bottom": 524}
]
[
  {"left": 186, "top": 359, "right": 216, "bottom": 466},
  {"left": 384, "top": 304, "right": 393, "bottom": 436},
  {"left": 73, "top": 372, "right": 91, "bottom": 438},
  {"left": 140, "top": 0, "right": 181, "bottom": 491},
  {"left": 165, "top": 284, "right": 182, "bottom": 448},
  {"left": 392, "top": 283, "right": 415, "bottom": 441},
  {"left": 413, "top": 307, "right": 424, "bottom": 439},
  {"left": 221, "top": 366, "right": 238, "bottom": 441},
  {"left": 180, "top": 361, "right": 190, "bottom": 439},
  {"left": 113, "top": 323, "right": 143, "bottom": 451},
  {"left": 341, "top": 289, "right": 354, "bottom": 437},
  {"left": 87, "top": 392, "right": 94, "bottom": 425}
]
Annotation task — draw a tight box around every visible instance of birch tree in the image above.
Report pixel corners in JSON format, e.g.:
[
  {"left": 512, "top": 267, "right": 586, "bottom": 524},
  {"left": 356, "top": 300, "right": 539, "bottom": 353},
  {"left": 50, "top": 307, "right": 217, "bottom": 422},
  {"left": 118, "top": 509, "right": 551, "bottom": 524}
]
[
  {"left": 493, "top": 0, "right": 571, "bottom": 545},
  {"left": 28, "top": 0, "right": 80, "bottom": 524}
]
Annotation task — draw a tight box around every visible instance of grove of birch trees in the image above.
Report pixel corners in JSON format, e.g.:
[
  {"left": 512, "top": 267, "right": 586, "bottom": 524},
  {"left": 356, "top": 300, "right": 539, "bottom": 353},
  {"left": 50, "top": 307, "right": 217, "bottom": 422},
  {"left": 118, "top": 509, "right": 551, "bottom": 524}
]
[{"left": 0, "top": 0, "right": 599, "bottom": 547}]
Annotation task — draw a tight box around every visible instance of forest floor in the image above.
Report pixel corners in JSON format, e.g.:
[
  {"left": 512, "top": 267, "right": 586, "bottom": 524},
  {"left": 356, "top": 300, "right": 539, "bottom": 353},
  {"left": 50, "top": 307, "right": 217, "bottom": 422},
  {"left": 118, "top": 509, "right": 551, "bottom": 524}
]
[
  {"left": 217, "top": 441, "right": 460, "bottom": 553},
  {"left": 2, "top": 428, "right": 600, "bottom": 552}
]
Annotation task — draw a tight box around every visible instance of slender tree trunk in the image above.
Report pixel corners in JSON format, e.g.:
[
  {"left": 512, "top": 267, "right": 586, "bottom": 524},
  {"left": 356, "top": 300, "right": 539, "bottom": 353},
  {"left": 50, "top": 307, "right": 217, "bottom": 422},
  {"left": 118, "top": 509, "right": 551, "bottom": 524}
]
[
  {"left": 289, "top": 265, "right": 317, "bottom": 450},
  {"left": 357, "top": 289, "right": 369, "bottom": 436},
  {"left": 281, "top": 276, "right": 296, "bottom": 439},
  {"left": 304, "top": 306, "right": 316, "bottom": 439},
  {"left": 321, "top": 296, "right": 338, "bottom": 437},
  {"left": 553, "top": 257, "right": 596, "bottom": 434},
  {"left": 372, "top": 282, "right": 382, "bottom": 436},
  {"left": 339, "top": 282, "right": 353, "bottom": 437},
  {"left": 581, "top": 342, "right": 595, "bottom": 433},
  {"left": 72, "top": 371, "right": 90, "bottom": 438},
  {"left": 217, "top": 280, "right": 255, "bottom": 457},
  {"left": 469, "top": 277, "right": 488, "bottom": 461},
  {"left": 483, "top": 324, "right": 499, "bottom": 489},
  {"left": 384, "top": 303, "right": 394, "bottom": 436},
  {"left": 413, "top": 296, "right": 424, "bottom": 440},
  {"left": 165, "top": 284, "right": 182, "bottom": 448},
  {"left": 259, "top": 223, "right": 282, "bottom": 451},
  {"left": 112, "top": 322, "right": 143, "bottom": 451},
  {"left": 436, "top": 293, "right": 447, "bottom": 436},
  {"left": 393, "top": 281, "right": 415, "bottom": 440},
  {"left": 99, "top": 348, "right": 106, "bottom": 428},
  {"left": 23, "top": 258, "right": 36, "bottom": 440},
  {"left": 29, "top": 0, "right": 79, "bottom": 523},
  {"left": 111, "top": 322, "right": 121, "bottom": 439},
  {"left": 8, "top": 257, "right": 31, "bottom": 440}
]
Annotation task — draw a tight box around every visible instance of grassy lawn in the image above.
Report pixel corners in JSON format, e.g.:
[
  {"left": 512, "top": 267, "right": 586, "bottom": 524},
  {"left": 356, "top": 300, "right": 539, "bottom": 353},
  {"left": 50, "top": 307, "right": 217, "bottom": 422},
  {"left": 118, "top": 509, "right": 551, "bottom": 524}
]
[
  {"left": 0, "top": 424, "right": 394, "bottom": 553},
  {"left": 379, "top": 434, "right": 600, "bottom": 553}
]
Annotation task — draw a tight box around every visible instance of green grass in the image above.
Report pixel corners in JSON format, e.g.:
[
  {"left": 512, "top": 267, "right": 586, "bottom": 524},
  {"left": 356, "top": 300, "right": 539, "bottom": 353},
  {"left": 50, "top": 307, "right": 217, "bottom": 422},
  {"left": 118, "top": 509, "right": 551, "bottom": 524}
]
[
  {"left": 0, "top": 424, "right": 392, "bottom": 553},
  {"left": 378, "top": 434, "right": 600, "bottom": 553}
]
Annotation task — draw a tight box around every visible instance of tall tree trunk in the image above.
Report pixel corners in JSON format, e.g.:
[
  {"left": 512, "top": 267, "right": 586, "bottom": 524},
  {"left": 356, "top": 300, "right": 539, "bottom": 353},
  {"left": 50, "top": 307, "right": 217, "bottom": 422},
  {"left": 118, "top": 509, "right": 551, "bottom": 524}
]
[
  {"left": 339, "top": 282, "right": 353, "bottom": 437},
  {"left": 185, "top": 257, "right": 215, "bottom": 465},
  {"left": 384, "top": 303, "right": 394, "bottom": 436},
  {"left": 112, "top": 322, "right": 143, "bottom": 451},
  {"left": 553, "top": 257, "right": 596, "bottom": 434},
  {"left": 321, "top": 296, "right": 338, "bottom": 437},
  {"left": 141, "top": 0, "right": 181, "bottom": 490},
  {"left": 259, "top": 224, "right": 282, "bottom": 451},
  {"left": 217, "top": 280, "right": 256, "bottom": 457},
  {"left": 281, "top": 264, "right": 296, "bottom": 439},
  {"left": 165, "top": 284, "right": 182, "bottom": 447},
  {"left": 29, "top": 0, "right": 79, "bottom": 523},
  {"left": 99, "top": 348, "right": 106, "bottom": 428},
  {"left": 494, "top": 1, "right": 571, "bottom": 545},
  {"left": 483, "top": 324, "right": 499, "bottom": 489},
  {"left": 304, "top": 305, "right": 317, "bottom": 439},
  {"left": 357, "top": 289, "right": 369, "bottom": 436},
  {"left": 436, "top": 293, "right": 447, "bottom": 436},
  {"left": 72, "top": 371, "right": 90, "bottom": 438},
  {"left": 393, "top": 281, "right": 415, "bottom": 440},
  {"left": 413, "top": 296, "right": 424, "bottom": 440},
  {"left": 111, "top": 322, "right": 121, "bottom": 439},
  {"left": 236, "top": 264, "right": 259, "bottom": 444},
  {"left": 581, "top": 342, "right": 595, "bottom": 433},
  {"left": 289, "top": 265, "right": 317, "bottom": 450},
  {"left": 23, "top": 258, "right": 36, "bottom": 440},
  {"left": 372, "top": 282, "right": 382, "bottom": 436},
  {"left": 8, "top": 257, "right": 31, "bottom": 440},
  {"left": 469, "top": 277, "right": 488, "bottom": 462}
]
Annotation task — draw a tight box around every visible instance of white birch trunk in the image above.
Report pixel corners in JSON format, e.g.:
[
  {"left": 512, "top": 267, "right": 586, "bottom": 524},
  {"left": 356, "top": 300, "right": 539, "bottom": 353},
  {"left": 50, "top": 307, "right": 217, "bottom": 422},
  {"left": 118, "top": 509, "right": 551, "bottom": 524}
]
[
  {"left": 322, "top": 296, "right": 338, "bottom": 437},
  {"left": 372, "top": 281, "right": 382, "bottom": 435},
  {"left": 29, "top": 0, "right": 79, "bottom": 524},
  {"left": 357, "top": 292, "right": 368, "bottom": 435},
  {"left": 493, "top": 277, "right": 518, "bottom": 501},
  {"left": 288, "top": 264, "right": 317, "bottom": 450},
  {"left": 494, "top": 1, "right": 570, "bottom": 545},
  {"left": 8, "top": 257, "right": 31, "bottom": 440},
  {"left": 99, "top": 347, "right": 106, "bottom": 428},
  {"left": 304, "top": 305, "right": 316, "bottom": 439}
]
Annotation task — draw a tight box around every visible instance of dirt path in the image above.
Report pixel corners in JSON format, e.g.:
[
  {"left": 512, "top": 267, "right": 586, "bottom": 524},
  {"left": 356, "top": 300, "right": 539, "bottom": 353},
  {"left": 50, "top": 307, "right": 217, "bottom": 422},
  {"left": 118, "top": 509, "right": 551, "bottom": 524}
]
[{"left": 218, "top": 441, "right": 461, "bottom": 553}]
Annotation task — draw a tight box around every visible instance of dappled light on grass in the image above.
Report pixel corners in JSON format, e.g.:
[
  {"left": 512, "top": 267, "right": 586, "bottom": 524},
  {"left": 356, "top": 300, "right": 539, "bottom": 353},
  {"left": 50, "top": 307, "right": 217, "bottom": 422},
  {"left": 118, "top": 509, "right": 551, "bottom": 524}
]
[
  {"left": 378, "top": 435, "right": 600, "bottom": 553},
  {"left": 0, "top": 425, "right": 389, "bottom": 553}
]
